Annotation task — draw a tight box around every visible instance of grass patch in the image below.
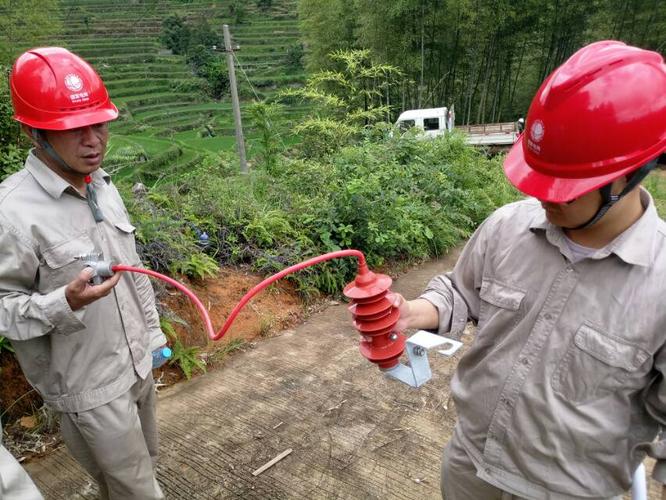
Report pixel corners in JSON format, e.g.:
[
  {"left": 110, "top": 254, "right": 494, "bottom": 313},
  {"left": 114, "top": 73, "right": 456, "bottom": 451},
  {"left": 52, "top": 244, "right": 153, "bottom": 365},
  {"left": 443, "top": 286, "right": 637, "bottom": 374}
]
[{"left": 645, "top": 170, "right": 666, "bottom": 217}]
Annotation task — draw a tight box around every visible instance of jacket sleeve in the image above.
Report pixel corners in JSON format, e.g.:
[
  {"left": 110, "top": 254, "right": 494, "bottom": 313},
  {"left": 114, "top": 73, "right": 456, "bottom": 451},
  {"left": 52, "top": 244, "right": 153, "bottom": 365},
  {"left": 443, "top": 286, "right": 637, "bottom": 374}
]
[
  {"left": 644, "top": 343, "right": 666, "bottom": 483},
  {"left": 0, "top": 222, "right": 85, "bottom": 340},
  {"left": 418, "top": 215, "right": 491, "bottom": 339}
]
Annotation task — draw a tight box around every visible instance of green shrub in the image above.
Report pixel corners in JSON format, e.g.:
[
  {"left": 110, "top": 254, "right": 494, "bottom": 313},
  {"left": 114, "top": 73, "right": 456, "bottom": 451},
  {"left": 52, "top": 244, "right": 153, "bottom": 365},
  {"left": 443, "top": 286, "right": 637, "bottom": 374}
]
[
  {"left": 138, "top": 124, "right": 519, "bottom": 296},
  {"left": 0, "top": 144, "right": 26, "bottom": 182}
]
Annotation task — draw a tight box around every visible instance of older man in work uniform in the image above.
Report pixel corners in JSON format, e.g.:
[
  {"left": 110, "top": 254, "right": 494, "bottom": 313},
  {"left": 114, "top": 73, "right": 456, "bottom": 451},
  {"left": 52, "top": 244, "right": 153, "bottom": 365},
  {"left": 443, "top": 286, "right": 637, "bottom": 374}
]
[
  {"left": 393, "top": 41, "right": 666, "bottom": 499},
  {"left": 1, "top": 47, "right": 167, "bottom": 499}
]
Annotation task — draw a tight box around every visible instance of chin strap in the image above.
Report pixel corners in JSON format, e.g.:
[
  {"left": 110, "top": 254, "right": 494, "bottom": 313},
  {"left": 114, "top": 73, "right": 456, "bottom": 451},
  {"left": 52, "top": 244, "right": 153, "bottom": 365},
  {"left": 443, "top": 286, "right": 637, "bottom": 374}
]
[
  {"left": 571, "top": 156, "right": 661, "bottom": 230},
  {"left": 84, "top": 175, "right": 104, "bottom": 222},
  {"left": 32, "top": 129, "right": 76, "bottom": 174},
  {"left": 33, "top": 128, "right": 104, "bottom": 223}
]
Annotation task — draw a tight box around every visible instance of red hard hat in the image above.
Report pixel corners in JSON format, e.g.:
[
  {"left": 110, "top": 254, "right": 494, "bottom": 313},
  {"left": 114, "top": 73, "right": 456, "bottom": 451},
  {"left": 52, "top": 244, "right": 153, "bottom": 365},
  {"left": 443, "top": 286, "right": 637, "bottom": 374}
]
[
  {"left": 10, "top": 47, "right": 118, "bottom": 131},
  {"left": 504, "top": 41, "right": 666, "bottom": 203}
]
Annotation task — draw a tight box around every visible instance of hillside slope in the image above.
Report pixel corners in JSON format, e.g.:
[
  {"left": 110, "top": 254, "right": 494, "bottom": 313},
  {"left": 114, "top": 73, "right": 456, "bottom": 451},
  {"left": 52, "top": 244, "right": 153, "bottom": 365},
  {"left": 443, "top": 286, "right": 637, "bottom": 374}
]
[{"left": 54, "top": 0, "right": 305, "bottom": 180}]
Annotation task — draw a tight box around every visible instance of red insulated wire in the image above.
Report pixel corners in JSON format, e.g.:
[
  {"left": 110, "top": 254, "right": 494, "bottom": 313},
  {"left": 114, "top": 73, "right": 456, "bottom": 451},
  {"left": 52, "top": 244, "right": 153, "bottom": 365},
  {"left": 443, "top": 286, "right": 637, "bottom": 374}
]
[{"left": 111, "top": 249, "right": 367, "bottom": 341}]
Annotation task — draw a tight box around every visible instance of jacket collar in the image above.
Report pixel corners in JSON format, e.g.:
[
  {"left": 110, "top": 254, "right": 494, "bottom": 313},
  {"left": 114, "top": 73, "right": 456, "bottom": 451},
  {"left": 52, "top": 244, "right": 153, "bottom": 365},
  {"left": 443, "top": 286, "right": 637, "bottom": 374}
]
[
  {"left": 25, "top": 150, "right": 110, "bottom": 199},
  {"left": 528, "top": 188, "right": 658, "bottom": 267}
]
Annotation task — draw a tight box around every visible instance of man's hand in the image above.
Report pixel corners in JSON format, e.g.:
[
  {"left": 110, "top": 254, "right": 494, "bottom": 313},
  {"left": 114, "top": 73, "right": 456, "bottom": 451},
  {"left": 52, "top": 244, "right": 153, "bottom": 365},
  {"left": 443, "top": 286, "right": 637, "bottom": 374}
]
[
  {"left": 388, "top": 292, "right": 412, "bottom": 332},
  {"left": 65, "top": 267, "right": 121, "bottom": 311},
  {"left": 388, "top": 293, "right": 439, "bottom": 332}
]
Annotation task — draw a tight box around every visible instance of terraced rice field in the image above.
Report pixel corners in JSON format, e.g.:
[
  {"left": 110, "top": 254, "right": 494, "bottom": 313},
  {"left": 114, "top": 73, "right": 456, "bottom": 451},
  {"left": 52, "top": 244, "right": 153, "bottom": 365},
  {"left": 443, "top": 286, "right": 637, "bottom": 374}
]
[{"left": 27, "top": 0, "right": 307, "bottom": 182}]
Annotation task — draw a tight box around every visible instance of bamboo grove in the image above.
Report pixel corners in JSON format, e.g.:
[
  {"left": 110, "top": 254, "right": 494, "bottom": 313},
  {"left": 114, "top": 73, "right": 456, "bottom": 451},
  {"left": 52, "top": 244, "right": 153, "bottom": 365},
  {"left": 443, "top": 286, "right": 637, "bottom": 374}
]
[{"left": 298, "top": 0, "right": 666, "bottom": 125}]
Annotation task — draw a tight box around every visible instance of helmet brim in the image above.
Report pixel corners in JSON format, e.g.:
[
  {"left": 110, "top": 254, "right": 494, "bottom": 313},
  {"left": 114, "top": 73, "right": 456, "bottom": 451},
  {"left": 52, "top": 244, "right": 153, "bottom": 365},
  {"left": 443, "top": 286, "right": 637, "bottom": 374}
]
[
  {"left": 15, "top": 103, "right": 118, "bottom": 131},
  {"left": 503, "top": 137, "right": 646, "bottom": 203}
]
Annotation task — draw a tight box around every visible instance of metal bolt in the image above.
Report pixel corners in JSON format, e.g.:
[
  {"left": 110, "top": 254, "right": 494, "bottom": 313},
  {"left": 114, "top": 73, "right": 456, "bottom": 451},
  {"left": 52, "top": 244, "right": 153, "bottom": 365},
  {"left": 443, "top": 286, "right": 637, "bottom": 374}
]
[
  {"left": 413, "top": 346, "right": 425, "bottom": 357},
  {"left": 389, "top": 333, "right": 398, "bottom": 341}
]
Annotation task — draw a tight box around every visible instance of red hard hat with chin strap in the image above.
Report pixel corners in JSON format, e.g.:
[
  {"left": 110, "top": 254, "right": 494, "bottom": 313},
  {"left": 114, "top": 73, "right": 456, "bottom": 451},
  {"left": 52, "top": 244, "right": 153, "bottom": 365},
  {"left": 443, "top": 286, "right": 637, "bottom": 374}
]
[
  {"left": 504, "top": 40, "right": 666, "bottom": 204},
  {"left": 10, "top": 47, "right": 118, "bottom": 131}
]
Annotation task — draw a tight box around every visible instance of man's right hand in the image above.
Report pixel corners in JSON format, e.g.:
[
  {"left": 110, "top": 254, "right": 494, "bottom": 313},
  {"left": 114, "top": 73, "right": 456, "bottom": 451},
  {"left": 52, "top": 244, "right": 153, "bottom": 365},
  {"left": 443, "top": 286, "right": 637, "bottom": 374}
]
[
  {"left": 65, "top": 268, "right": 121, "bottom": 311},
  {"left": 388, "top": 293, "right": 440, "bottom": 332}
]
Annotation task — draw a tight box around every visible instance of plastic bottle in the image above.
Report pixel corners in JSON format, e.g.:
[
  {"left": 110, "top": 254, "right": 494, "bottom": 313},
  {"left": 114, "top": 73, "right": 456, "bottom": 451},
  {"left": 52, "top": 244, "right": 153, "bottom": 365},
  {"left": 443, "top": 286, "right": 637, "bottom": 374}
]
[{"left": 152, "top": 346, "right": 172, "bottom": 369}]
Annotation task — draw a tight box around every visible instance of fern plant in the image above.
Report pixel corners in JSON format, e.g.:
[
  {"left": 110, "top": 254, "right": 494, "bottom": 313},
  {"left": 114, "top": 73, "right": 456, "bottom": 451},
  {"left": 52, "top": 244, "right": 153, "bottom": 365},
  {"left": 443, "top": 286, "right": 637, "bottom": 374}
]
[
  {"left": 160, "top": 318, "right": 207, "bottom": 380},
  {"left": 170, "top": 253, "right": 218, "bottom": 280}
]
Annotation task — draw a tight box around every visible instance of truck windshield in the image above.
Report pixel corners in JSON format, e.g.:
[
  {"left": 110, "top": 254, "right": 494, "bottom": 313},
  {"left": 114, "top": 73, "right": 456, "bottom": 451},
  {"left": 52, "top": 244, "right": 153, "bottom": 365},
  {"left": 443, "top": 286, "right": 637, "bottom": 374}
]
[{"left": 399, "top": 120, "right": 415, "bottom": 131}]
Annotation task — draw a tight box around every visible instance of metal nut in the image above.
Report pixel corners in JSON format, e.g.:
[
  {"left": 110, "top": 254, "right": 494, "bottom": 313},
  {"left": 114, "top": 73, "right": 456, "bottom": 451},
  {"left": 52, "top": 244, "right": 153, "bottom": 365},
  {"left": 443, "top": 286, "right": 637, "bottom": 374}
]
[{"left": 413, "top": 346, "right": 425, "bottom": 357}]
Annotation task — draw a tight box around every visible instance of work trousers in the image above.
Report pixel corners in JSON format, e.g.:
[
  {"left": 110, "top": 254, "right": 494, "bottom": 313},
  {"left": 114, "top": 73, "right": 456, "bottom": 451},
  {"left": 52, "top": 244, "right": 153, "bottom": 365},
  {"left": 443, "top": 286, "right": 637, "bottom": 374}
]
[
  {"left": 60, "top": 375, "right": 164, "bottom": 500},
  {"left": 440, "top": 430, "right": 623, "bottom": 500},
  {"left": 0, "top": 444, "right": 43, "bottom": 500}
]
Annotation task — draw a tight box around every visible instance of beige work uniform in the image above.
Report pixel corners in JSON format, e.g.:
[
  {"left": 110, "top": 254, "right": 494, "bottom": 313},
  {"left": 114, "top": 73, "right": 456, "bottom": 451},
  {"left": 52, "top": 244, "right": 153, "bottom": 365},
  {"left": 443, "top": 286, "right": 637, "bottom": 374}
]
[
  {"left": 421, "top": 192, "right": 666, "bottom": 499},
  {"left": 0, "top": 152, "right": 166, "bottom": 498}
]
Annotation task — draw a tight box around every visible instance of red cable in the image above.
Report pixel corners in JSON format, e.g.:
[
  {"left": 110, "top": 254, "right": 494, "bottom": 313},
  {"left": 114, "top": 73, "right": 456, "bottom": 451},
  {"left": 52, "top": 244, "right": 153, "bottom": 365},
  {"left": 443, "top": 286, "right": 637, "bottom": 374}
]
[{"left": 112, "top": 249, "right": 367, "bottom": 341}]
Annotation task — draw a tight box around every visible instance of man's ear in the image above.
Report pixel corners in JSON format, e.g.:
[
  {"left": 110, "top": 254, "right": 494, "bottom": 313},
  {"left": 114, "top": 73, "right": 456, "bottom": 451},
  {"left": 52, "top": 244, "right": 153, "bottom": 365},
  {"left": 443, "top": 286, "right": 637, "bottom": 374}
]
[
  {"left": 20, "top": 124, "right": 41, "bottom": 148},
  {"left": 658, "top": 153, "right": 666, "bottom": 167},
  {"left": 612, "top": 175, "right": 630, "bottom": 194}
]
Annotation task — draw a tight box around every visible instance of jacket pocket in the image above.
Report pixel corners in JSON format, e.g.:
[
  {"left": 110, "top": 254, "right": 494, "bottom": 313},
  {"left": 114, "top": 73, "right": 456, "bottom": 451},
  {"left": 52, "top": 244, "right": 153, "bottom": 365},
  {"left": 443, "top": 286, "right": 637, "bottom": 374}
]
[
  {"left": 477, "top": 278, "right": 526, "bottom": 333},
  {"left": 113, "top": 221, "right": 136, "bottom": 235},
  {"left": 551, "top": 324, "right": 649, "bottom": 404},
  {"left": 41, "top": 234, "right": 96, "bottom": 288},
  {"left": 112, "top": 221, "right": 138, "bottom": 263}
]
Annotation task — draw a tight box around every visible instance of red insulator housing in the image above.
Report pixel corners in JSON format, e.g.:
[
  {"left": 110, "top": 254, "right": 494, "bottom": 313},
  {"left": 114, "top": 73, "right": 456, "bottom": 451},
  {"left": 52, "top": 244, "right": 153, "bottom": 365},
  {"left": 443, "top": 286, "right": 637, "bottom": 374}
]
[{"left": 343, "top": 264, "right": 405, "bottom": 369}]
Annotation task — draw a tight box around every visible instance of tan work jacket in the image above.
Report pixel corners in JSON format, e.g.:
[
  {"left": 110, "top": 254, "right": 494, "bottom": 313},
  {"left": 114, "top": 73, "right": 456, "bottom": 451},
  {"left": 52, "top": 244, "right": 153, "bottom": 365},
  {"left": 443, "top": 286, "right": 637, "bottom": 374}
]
[
  {"left": 421, "top": 192, "right": 666, "bottom": 498},
  {"left": 0, "top": 152, "right": 165, "bottom": 413}
]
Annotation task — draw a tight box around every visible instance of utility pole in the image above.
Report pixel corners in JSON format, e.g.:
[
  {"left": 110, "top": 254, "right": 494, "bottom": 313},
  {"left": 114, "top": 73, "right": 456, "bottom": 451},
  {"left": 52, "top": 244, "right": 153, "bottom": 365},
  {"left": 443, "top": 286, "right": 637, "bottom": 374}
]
[
  {"left": 419, "top": 3, "right": 425, "bottom": 108},
  {"left": 223, "top": 24, "right": 248, "bottom": 174}
]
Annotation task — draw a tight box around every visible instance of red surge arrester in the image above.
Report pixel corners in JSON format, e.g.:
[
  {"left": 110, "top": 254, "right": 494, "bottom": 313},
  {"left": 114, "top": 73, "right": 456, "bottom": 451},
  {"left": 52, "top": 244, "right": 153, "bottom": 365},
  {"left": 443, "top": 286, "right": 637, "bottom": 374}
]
[{"left": 343, "top": 266, "right": 406, "bottom": 369}]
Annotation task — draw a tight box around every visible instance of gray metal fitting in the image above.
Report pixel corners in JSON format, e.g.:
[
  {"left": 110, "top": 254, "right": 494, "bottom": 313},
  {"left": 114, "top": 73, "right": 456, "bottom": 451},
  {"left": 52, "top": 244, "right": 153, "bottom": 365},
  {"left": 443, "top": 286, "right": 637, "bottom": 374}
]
[{"left": 75, "top": 254, "right": 114, "bottom": 285}]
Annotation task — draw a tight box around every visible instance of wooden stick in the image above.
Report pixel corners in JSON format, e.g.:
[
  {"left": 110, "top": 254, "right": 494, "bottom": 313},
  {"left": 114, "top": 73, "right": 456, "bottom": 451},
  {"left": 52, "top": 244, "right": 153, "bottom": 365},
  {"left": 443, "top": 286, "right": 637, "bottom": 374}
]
[{"left": 252, "top": 448, "right": 292, "bottom": 477}]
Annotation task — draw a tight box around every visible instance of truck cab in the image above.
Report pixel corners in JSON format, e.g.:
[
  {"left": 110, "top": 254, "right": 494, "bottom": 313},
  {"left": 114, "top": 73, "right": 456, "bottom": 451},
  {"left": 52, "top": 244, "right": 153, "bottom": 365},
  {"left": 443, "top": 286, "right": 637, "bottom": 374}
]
[{"left": 395, "top": 107, "right": 453, "bottom": 137}]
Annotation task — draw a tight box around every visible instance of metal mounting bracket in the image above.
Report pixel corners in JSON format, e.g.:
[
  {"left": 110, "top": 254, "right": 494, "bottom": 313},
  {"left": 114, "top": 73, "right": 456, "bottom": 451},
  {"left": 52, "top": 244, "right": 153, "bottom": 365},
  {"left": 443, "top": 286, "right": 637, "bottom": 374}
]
[{"left": 382, "top": 330, "right": 463, "bottom": 388}]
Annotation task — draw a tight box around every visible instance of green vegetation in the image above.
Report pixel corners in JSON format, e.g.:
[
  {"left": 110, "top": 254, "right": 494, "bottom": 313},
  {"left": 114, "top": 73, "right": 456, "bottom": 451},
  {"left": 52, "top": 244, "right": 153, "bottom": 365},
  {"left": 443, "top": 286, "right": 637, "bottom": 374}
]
[
  {"left": 0, "top": 68, "right": 25, "bottom": 180},
  {"left": 0, "top": 0, "right": 61, "bottom": 65},
  {"left": 121, "top": 124, "right": 519, "bottom": 297},
  {"left": 645, "top": 173, "right": 666, "bottom": 218}
]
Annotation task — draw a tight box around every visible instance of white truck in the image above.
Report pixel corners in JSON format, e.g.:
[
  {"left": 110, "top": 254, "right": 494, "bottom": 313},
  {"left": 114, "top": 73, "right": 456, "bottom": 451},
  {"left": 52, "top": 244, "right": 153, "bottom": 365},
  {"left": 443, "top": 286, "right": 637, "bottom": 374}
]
[{"left": 396, "top": 106, "right": 520, "bottom": 146}]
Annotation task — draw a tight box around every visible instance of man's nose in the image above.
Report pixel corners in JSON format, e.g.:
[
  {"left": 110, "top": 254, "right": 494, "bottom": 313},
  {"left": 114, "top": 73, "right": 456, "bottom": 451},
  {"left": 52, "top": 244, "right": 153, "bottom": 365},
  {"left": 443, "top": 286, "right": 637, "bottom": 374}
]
[{"left": 80, "top": 126, "right": 101, "bottom": 145}]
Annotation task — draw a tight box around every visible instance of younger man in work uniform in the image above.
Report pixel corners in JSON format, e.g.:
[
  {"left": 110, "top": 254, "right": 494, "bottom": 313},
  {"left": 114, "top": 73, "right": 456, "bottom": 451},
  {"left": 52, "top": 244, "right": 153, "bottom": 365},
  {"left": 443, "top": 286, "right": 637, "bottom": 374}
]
[{"left": 394, "top": 41, "right": 666, "bottom": 499}]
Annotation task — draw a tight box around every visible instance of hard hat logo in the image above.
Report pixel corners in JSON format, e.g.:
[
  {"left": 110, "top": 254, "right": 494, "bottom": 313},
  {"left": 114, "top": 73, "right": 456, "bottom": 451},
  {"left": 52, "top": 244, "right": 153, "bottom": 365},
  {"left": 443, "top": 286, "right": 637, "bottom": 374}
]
[
  {"left": 527, "top": 119, "right": 545, "bottom": 155},
  {"left": 64, "top": 73, "right": 83, "bottom": 92},
  {"left": 530, "top": 120, "right": 545, "bottom": 143}
]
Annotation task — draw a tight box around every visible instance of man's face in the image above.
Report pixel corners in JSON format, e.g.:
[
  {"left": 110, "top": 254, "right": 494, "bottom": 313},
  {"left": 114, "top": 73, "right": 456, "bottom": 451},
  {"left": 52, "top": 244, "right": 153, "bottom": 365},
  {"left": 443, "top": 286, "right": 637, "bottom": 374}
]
[
  {"left": 539, "top": 190, "right": 605, "bottom": 229},
  {"left": 43, "top": 122, "right": 109, "bottom": 176}
]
